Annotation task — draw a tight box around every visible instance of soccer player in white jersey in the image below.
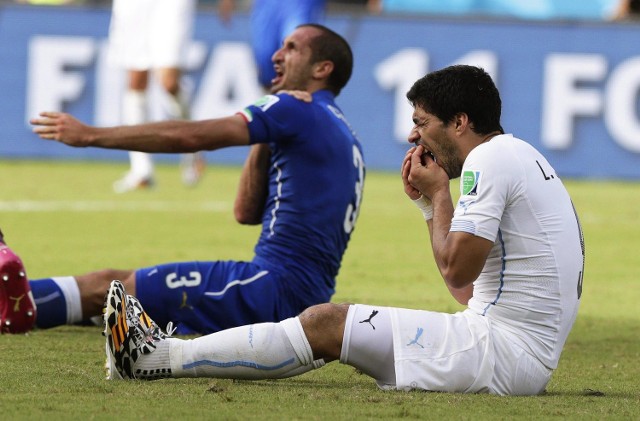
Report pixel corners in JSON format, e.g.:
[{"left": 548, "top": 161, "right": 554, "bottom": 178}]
[
  {"left": 97, "top": 65, "right": 583, "bottom": 394},
  {"left": 108, "top": 0, "right": 204, "bottom": 192}
]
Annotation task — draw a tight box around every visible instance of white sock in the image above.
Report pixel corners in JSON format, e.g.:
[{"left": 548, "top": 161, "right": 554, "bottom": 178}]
[
  {"left": 51, "top": 276, "right": 82, "bottom": 324},
  {"left": 164, "top": 317, "right": 319, "bottom": 379},
  {"left": 122, "top": 90, "right": 153, "bottom": 178},
  {"left": 122, "top": 89, "right": 147, "bottom": 125},
  {"left": 132, "top": 339, "right": 173, "bottom": 380},
  {"left": 163, "top": 90, "right": 199, "bottom": 173},
  {"left": 128, "top": 152, "right": 154, "bottom": 179},
  {"left": 163, "top": 90, "right": 189, "bottom": 120}
]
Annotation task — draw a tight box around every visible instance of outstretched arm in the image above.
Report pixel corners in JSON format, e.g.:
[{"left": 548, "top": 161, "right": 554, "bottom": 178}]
[
  {"left": 31, "top": 112, "right": 250, "bottom": 152},
  {"left": 234, "top": 144, "right": 271, "bottom": 225}
]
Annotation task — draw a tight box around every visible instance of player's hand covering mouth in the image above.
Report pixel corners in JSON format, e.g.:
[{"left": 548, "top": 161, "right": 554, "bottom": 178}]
[
  {"left": 424, "top": 150, "right": 436, "bottom": 163},
  {"left": 416, "top": 143, "right": 436, "bottom": 164}
]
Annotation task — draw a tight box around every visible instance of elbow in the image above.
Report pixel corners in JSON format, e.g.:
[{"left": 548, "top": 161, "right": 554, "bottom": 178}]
[
  {"left": 438, "top": 253, "right": 481, "bottom": 290},
  {"left": 453, "top": 295, "right": 469, "bottom": 306},
  {"left": 449, "top": 285, "right": 472, "bottom": 305},
  {"left": 442, "top": 268, "right": 474, "bottom": 305},
  {"left": 234, "top": 207, "right": 261, "bottom": 225},
  {"left": 441, "top": 267, "right": 474, "bottom": 290}
]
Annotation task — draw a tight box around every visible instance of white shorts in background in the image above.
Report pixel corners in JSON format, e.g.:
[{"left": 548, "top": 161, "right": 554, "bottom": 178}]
[{"left": 108, "top": 0, "right": 196, "bottom": 70}]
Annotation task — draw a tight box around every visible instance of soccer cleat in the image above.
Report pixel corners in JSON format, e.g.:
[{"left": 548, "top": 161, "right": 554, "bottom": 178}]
[
  {"left": 103, "top": 280, "right": 174, "bottom": 380},
  {"left": 112, "top": 172, "right": 155, "bottom": 194},
  {"left": 0, "top": 230, "right": 37, "bottom": 334},
  {"left": 180, "top": 152, "right": 206, "bottom": 187}
]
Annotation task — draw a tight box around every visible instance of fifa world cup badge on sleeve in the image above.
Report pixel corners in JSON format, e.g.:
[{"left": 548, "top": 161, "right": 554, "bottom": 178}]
[
  {"left": 254, "top": 95, "right": 280, "bottom": 112},
  {"left": 462, "top": 170, "right": 481, "bottom": 196}
]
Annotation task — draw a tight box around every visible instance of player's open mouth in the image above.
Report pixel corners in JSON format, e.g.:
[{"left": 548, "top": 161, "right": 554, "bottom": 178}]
[{"left": 272, "top": 67, "right": 284, "bottom": 85}]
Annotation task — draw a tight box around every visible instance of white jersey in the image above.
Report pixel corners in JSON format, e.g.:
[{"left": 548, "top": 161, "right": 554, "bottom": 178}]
[
  {"left": 108, "top": 0, "right": 196, "bottom": 70},
  {"left": 450, "top": 134, "right": 584, "bottom": 369}
]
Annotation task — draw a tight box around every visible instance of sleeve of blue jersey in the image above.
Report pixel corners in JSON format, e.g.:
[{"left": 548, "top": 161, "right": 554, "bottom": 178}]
[{"left": 246, "top": 93, "right": 312, "bottom": 145}]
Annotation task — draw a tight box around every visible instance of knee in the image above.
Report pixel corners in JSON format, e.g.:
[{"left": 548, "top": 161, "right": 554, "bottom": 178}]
[
  {"left": 299, "top": 303, "right": 349, "bottom": 327},
  {"left": 161, "top": 80, "right": 180, "bottom": 96},
  {"left": 128, "top": 70, "right": 148, "bottom": 91},
  {"left": 75, "top": 268, "right": 133, "bottom": 315},
  {"left": 89, "top": 268, "right": 132, "bottom": 283},
  {"left": 298, "top": 303, "right": 350, "bottom": 361},
  {"left": 77, "top": 268, "right": 134, "bottom": 296},
  {"left": 158, "top": 70, "right": 181, "bottom": 95}
]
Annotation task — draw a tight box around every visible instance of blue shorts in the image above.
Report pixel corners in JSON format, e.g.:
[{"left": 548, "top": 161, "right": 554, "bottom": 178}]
[{"left": 135, "top": 260, "right": 304, "bottom": 334}]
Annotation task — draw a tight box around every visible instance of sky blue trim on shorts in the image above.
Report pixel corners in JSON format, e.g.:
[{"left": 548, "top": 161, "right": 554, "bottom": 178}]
[
  {"left": 482, "top": 229, "right": 506, "bottom": 316},
  {"left": 182, "top": 357, "right": 296, "bottom": 371}
]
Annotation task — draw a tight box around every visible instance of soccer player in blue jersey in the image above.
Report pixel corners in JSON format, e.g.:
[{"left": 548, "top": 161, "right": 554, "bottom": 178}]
[{"left": 27, "top": 24, "right": 364, "bottom": 335}]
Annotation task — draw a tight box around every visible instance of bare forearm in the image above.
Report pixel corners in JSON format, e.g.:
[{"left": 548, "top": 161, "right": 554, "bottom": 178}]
[
  {"left": 428, "top": 188, "right": 493, "bottom": 292},
  {"left": 31, "top": 112, "right": 250, "bottom": 153},
  {"left": 87, "top": 121, "right": 206, "bottom": 152},
  {"left": 234, "top": 144, "right": 270, "bottom": 225},
  {"left": 427, "top": 189, "right": 456, "bottom": 280},
  {"left": 404, "top": 145, "right": 484, "bottom": 301}
]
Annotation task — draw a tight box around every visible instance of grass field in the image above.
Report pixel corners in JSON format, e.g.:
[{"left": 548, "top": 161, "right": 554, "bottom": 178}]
[{"left": 0, "top": 159, "right": 638, "bottom": 420}]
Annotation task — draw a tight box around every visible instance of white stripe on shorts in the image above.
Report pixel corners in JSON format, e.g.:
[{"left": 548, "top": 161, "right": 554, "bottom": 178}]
[{"left": 203, "top": 270, "right": 269, "bottom": 297}]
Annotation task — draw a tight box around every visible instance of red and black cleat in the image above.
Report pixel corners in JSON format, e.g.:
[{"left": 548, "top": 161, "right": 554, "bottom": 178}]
[{"left": 0, "top": 229, "right": 37, "bottom": 334}]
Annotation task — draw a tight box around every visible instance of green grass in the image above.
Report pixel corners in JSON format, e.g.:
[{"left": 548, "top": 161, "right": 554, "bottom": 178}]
[{"left": 0, "top": 159, "right": 638, "bottom": 420}]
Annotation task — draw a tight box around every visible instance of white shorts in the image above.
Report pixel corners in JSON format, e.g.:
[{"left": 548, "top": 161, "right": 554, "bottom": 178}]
[
  {"left": 341, "top": 305, "right": 552, "bottom": 395},
  {"left": 108, "top": 0, "right": 196, "bottom": 70}
]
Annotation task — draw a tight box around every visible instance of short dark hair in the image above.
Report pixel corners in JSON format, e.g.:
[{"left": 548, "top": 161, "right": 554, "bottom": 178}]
[
  {"left": 406, "top": 65, "right": 504, "bottom": 135},
  {"left": 299, "top": 24, "right": 353, "bottom": 96}
]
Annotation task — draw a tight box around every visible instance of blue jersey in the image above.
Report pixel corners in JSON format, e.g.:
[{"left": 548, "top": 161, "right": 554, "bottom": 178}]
[
  {"left": 133, "top": 90, "right": 364, "bottom": 334},
  {"left": 251, "top": 0, "right": 326, "bottom": 87},
  {"left": 240, "top": 90, "right": 365, "bottom": 304}
]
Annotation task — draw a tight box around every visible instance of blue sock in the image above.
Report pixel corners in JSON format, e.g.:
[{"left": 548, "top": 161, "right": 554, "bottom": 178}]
[{"left": 29, "top": 277, "right": 82, "bottom": 328}]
